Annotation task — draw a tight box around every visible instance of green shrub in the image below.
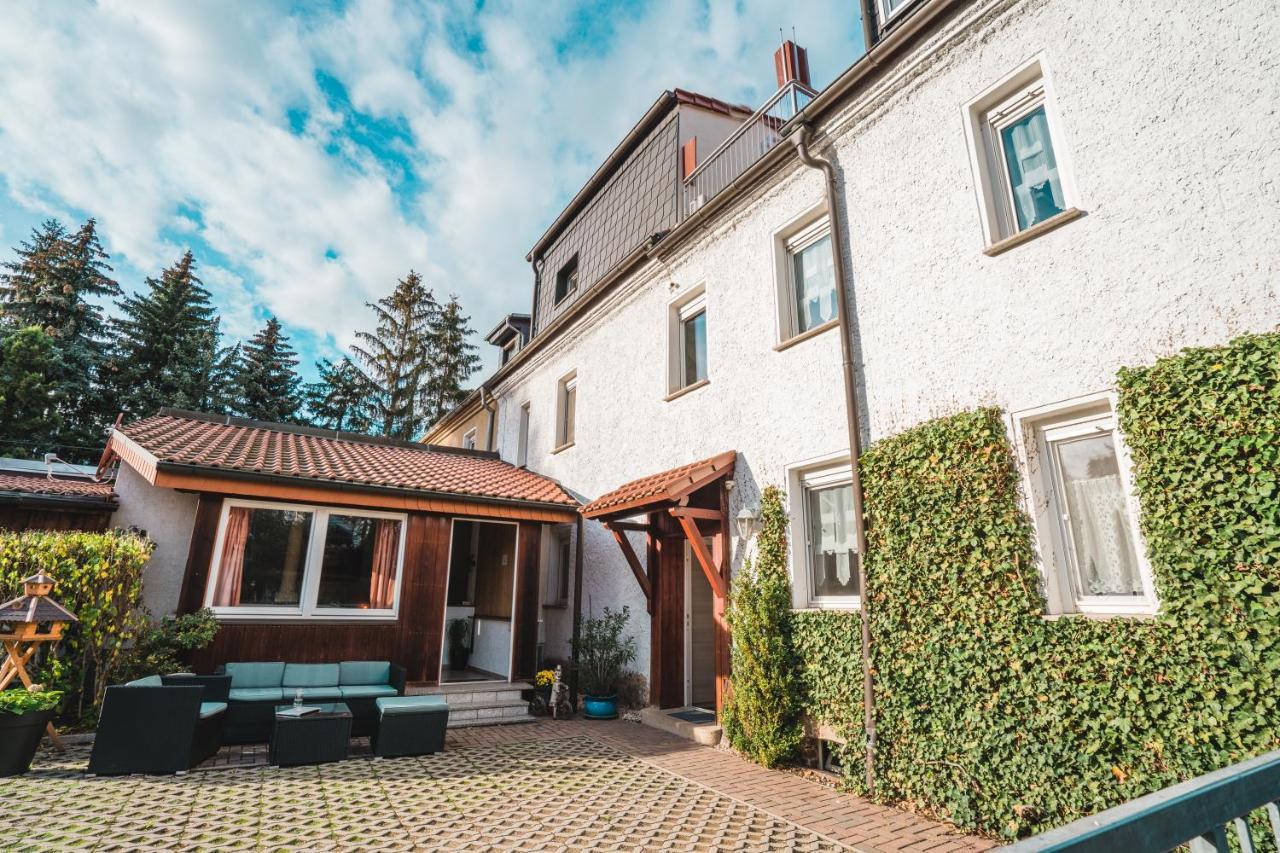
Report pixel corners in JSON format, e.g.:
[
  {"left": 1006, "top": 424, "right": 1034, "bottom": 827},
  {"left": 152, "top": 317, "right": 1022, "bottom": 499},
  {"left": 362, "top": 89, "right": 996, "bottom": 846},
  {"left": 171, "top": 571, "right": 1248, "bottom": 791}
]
[
  {"left": 0, "top": 529, "right": 154, "bottom": 720},
  {"left": 723, "top": 485, "right": 803, "bottom": 767},
  {"left": 0, "top": 686, "right": 64, "bottom": 715},
  {"left": 791, "top": 330, "right": 1280, "bottom": 837},
  {"left": 117, "top": 608, "right": 219, "bottom": 683},
  {"left": 573, "top": 606, "right": 637, "bottom": 696}
]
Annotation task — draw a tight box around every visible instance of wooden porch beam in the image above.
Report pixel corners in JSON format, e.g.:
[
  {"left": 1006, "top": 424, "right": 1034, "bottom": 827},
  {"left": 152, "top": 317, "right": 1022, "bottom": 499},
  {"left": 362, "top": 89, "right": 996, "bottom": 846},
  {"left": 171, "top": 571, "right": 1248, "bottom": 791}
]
[
  {"left": 668, "top": 506, "right": 721, "bottom": 522},
  {"left": 604, "top": 521, "right": 651, "bottom": 533},
  {"left": 674, "top": 514, "right": 728, "bottom": 600},
  {"left": 605, "top": 522, "right": 653, "bottom": 610}
]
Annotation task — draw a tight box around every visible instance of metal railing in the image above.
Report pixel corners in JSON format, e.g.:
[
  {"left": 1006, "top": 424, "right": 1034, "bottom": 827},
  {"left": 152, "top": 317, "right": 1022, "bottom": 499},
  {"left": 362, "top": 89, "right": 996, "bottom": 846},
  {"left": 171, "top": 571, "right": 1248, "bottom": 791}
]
[
  {"left": 680, "top": 80, "right": 816, "bottom": 218},
  {"left": 1001, "top": 748, "right": 1280, "bottom": 852}
]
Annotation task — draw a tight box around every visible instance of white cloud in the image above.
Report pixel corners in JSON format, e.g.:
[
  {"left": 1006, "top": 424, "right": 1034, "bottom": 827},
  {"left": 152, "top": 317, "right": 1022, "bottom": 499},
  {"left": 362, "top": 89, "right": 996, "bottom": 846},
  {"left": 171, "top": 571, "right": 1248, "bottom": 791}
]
[{"left": 0, "top": 0, "right": 859, "bottom": 374}]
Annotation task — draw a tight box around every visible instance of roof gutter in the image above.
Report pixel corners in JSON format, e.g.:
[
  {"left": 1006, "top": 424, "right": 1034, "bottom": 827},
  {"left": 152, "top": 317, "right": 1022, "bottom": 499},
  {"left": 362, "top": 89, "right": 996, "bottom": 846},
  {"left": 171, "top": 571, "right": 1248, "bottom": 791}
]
[
  {"left": 792, "top": 123, "right": 876, "bottom": 796},
  {"left": 0, "top": 491, "right": 119, "bottom": 512},
  {"left": 153, "top": 461, "right": 579, "bottom": 514}
]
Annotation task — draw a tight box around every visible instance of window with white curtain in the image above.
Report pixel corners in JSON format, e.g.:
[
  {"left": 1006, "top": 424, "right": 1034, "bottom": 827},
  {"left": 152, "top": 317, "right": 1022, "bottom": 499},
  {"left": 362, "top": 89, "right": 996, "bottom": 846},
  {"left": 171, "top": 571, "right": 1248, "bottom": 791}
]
[
  {"left": 789, "top": 461, "right": 859, "bottom": 608},
  {"left": 787, "top": 220, "right": 837, "bottom": 337},
  {"left": 1014, "top": 396, "right": 1157, "bottom": 616},
  {"left": 964, "top": 58, "right": 1079, "bottom": 249},
  {"left": 555, "top": 371, "right": 577, "bottom": 450},
  {"left": 205, "top": 499, "right": 406, "bottom": 619}
]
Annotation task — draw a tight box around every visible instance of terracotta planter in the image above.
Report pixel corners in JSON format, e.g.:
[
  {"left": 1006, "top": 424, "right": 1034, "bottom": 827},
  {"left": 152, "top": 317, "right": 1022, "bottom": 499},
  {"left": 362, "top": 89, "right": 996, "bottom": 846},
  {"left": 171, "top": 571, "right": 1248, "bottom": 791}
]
[{"left": 0, "top": 709, "right": 53, "bottom": 777}]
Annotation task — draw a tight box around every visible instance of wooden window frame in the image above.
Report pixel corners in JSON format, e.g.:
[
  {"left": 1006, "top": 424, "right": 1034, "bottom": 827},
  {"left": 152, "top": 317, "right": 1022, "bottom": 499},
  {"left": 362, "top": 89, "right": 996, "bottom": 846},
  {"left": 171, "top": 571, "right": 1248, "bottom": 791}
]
[{"left": 203, "top": 497, "right": 408, "bottom": 621}]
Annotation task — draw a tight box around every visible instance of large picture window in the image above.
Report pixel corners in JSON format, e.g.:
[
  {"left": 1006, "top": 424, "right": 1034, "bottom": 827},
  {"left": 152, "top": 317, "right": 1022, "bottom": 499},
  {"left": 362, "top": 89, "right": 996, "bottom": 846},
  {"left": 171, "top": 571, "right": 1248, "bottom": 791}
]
[{"left": 207, "top": 500, "right": 405, "bottom": 619}]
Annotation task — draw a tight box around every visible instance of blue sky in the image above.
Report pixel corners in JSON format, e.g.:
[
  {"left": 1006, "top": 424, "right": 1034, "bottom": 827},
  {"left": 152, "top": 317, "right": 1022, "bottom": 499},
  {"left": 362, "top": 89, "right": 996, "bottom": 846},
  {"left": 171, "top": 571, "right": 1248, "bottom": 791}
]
[{"left": 0, "top": 1, "right": 863, "bottom": 381}]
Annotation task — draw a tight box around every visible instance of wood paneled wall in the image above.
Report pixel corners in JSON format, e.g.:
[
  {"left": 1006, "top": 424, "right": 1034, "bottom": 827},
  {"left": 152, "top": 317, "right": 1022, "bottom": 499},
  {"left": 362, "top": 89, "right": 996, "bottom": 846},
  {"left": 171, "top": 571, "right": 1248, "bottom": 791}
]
[
  {"left": 0, "top": 506, "right": 114, "bottom": 533},
  {"left": 185, "top": 503, "right": 523, "bottom": 685}
]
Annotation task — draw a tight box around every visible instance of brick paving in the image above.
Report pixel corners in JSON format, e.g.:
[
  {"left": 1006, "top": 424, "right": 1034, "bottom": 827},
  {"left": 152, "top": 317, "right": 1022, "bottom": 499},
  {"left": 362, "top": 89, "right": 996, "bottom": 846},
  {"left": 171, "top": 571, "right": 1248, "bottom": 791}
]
[{"left": 2, "top": 718, "right": 993, "bottom": 852}]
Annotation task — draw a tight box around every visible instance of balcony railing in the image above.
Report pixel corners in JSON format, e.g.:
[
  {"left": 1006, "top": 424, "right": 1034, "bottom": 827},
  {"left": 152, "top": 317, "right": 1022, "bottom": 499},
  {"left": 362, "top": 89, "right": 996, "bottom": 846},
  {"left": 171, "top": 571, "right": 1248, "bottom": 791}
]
[
  {"left": 680, "top": 79, "right": 816, "bottom": 218},
  {"left": 1001, "top": 747, "right": 1280, "bottom": 852}
]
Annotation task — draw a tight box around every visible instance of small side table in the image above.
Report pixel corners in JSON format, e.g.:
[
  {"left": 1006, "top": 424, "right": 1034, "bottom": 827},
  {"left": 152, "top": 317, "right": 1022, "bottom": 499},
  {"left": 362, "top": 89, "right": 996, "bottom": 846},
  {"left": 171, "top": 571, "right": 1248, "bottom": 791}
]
[{"left": 269, "top": 703, "right": 352, "bottom": 767}]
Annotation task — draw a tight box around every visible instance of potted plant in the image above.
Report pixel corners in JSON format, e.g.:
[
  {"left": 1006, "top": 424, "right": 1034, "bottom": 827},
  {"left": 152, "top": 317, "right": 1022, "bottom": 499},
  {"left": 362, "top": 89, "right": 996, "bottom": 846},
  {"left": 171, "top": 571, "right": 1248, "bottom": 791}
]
[
  {"left": 0, "top": 685, "right": 63, "bottom": 777},
  {"left": 572, "top": 606, "right": 636, "bottom": 720},
  {"left": 446, "top": 617, "right": 472, "bottom": 671}
]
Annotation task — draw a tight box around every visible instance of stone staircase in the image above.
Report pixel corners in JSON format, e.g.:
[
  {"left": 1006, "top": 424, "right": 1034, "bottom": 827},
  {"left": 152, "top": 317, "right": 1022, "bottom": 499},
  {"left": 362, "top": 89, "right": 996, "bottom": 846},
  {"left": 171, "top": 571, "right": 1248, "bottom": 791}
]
[{"left": 407, "top": 681, "right": 536, "bottom": 728}]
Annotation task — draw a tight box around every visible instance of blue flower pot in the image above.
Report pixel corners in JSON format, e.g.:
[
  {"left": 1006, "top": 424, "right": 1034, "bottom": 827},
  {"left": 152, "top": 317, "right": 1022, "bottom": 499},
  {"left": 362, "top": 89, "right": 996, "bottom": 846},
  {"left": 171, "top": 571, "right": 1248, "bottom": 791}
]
[{"left": 583, "top": 694, "right": 618, "bottom": 720}]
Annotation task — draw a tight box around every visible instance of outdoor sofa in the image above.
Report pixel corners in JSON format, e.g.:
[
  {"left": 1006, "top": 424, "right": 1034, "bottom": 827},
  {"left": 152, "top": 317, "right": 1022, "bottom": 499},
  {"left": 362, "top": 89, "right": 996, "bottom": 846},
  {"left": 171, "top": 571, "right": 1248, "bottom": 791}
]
[
  {"left": 216, "top": 660, "right": 407, "bottom": 744},
  {"left": 88, "top": 673, "right": 230, "bottom": 775}
]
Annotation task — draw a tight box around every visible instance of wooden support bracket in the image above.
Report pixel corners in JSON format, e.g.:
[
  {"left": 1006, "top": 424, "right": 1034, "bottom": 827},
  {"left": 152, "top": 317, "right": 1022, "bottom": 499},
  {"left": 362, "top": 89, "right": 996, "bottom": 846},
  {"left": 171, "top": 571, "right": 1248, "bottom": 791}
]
[
  {"left": 674, "top": 514, "right": 728, "bottom": 599},
  {"left": 605, "top": 522, "right": 653, "bottom": 611}
]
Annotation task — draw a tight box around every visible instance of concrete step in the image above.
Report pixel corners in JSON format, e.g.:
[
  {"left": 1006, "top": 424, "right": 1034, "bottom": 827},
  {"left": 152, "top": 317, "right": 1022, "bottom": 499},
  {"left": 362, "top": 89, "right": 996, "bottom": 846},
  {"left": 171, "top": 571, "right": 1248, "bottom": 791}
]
[{"left": 638, "top": 705, "right": 722, "bottom": 746}]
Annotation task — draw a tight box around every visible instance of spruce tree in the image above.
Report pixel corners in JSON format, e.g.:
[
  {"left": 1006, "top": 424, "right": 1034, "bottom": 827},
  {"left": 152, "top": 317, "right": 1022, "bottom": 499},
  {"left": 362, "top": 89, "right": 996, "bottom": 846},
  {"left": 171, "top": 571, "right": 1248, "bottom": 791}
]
[
  {"left": 1, "top": 218, "right": 121, "bottom": 456},
  {"left": 0, "top": 327, "right": 64, "bottom": 458},
  {"left": 305, "top": 356, "right": 374, "bottom": 433},
  {"left": 235, "top": 316, "right": 302, "bottom": 423},
  {"left": 424, "top": 295, "right": 481, "bottom": 426},
  {"left": 106, "top": 250, "right": 220, "bottom": 416},
  {"left": 350, "top": 270, "right": 438, "bottom": 439}
]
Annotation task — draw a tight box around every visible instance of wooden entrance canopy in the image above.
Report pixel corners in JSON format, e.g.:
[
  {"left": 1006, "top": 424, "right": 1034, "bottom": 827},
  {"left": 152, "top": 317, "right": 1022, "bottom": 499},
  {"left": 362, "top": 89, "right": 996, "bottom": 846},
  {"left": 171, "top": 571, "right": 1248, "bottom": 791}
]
[{"left": 581, "top": 451, "right": 736, "bottom": 712}]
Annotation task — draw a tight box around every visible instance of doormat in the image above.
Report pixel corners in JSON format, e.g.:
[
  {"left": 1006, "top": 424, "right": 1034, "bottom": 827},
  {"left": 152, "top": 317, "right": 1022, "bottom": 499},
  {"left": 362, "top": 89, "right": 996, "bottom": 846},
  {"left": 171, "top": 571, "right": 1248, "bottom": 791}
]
[{"left": 668, "top": 709, "right": 716, "bottom": 724}]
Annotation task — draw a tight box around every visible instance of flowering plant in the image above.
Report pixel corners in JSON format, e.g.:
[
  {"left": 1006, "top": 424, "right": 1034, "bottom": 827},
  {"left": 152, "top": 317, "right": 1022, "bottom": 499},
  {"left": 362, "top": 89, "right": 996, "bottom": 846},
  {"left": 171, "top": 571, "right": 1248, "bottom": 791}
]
[{"left": 535, "top": 669, "right": 555, "bottom": 688}]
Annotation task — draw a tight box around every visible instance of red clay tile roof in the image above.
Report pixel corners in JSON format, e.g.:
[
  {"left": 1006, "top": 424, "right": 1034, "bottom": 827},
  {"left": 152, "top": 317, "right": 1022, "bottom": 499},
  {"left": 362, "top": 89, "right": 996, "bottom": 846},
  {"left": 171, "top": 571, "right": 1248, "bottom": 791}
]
[
  {"left": 117, "top": 410, "right": 577, "bottom": 508},
  {"left": 0, "top": 471, "right": 116, "bottom": 501},
  {"left": 581, "top": 451, "right": 736, "bottom": 518}
]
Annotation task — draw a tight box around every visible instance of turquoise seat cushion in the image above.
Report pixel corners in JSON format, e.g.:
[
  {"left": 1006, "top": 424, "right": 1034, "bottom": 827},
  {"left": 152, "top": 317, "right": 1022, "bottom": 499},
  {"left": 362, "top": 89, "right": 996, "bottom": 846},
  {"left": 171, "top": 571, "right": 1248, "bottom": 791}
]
[
  {"left": 199, "top": 701, "right": 228, "bottom": 719},
  {"left": 376, "top": 695, "right": 448, "bottom": 716},
  {"left": 339, "top": 661, "right": 392, "bottom": 686},
  {"left": 229, "top": 687, "right": 284, "bottom": 703},
  {"left": 225, "top": 662, "right": 285, "bottom": 689},
  {"left": 282, "top": 663, "right": 340, "bottom": 689},
  {"left": 292, "top": 687, "right": 344, "bottom": 700},
  {"left": 339, "top": 684, "right": 399, "bottom": 699},
  {"left": 125, "top": 674, "right": 163, "bottom": 687}
]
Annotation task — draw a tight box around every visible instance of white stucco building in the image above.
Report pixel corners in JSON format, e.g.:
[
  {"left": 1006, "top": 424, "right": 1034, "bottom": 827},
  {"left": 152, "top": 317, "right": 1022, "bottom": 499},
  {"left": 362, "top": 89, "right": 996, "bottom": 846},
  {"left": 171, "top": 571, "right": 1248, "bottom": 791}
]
[{"left": 441, "top": 0, "right": 1279, "bottom": 718}]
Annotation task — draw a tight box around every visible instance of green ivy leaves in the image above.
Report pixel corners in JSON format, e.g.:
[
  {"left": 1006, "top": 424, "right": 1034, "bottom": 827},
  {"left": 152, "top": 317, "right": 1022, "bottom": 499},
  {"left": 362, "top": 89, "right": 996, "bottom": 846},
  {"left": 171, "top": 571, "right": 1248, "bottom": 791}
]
[{"left": 788, "top": 331, "right": 1280, "bottom": 839}]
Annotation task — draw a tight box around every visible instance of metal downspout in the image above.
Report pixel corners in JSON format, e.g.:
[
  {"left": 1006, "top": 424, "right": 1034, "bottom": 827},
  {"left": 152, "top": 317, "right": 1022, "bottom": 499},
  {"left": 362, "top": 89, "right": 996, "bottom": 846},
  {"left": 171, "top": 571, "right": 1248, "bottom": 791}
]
[
  {"left": 479, "top": 386, "right": 498, "bottom": 452},
  {"left": 858, "top": 0, "right": 878, "bottom": 52},
  {"left": 791, "top": 124, "right": 877, "bottom": 795},
  {"left": 570, "top": 512, "right": 585, "bottom": 708}
]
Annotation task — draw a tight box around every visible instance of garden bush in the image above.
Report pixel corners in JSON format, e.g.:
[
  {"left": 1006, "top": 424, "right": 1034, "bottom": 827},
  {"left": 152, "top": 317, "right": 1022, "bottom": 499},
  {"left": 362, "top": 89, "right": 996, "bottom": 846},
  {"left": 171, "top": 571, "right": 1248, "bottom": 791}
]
[
  {"left": 723, "top": 485, "right": 803, "bottom": 767},
  {"left": 790, "top": 330, "right": 1280, "bottom": 837},
  {"left": 0, "top": 529, "right": 154, "bottom": 720}
]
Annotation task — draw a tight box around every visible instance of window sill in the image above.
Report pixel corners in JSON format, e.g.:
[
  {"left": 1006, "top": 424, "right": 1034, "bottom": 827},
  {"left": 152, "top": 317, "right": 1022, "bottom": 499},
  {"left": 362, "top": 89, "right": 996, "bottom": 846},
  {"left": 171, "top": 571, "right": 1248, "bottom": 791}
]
[
  {"left": 775, "top": 318, "right": 839, "bottom": 352},
  {"left": 983, "top": 207, "right": 1084, "bottom": 256},
  {"left": 210, "top": 613, "right": 399, "bottom": 624},
  {"left": 664, "top": 378, "right": 709, "bottom": 402},
  {"left": 791, "top": 600, "right": 861, "bottom": 613},
  {"left": 1041, "top": 608, "right": 1158, "bottom": 622},
  {"left": 542, "top": 601, "right": 569, "bottom": 610},
  {"left": 551, "top": 440, "right": 575, "bottom": 455}
]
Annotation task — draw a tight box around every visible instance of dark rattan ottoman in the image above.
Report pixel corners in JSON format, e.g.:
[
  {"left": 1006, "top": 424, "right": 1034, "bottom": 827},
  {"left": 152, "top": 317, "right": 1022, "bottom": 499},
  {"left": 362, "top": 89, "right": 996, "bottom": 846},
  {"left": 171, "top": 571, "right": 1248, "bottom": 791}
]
[
  {"left": 269, "top": 703, "right": 352, "bottom": 766},
  {"left": 372, "top": 695, "right": 449, "bottom": 757}
]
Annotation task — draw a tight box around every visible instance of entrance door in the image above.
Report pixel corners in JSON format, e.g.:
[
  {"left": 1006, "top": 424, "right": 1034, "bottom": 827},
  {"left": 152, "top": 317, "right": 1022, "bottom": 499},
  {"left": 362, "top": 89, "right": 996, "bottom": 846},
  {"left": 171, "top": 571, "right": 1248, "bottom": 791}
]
[
  {"left": 684, "top": 541, "right": 716, "bottom": 708},
  {"left": 442, "top": 519, "right": 518, "bottom": 683}
]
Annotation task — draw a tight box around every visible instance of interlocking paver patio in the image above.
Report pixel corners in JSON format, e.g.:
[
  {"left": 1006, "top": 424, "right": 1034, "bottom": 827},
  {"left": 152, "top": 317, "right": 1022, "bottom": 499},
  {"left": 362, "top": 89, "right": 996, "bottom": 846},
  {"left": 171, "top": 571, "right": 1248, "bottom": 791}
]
[{"left": 2, "top": 719, "right": 993, "bottom": 852}]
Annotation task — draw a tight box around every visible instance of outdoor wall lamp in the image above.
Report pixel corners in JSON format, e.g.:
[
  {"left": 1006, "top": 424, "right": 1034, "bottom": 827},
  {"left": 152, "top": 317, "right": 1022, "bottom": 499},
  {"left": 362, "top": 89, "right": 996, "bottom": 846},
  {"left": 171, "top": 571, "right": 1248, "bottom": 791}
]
[{"left": 735, "top": 506, "right": 760, "bottom": 539}]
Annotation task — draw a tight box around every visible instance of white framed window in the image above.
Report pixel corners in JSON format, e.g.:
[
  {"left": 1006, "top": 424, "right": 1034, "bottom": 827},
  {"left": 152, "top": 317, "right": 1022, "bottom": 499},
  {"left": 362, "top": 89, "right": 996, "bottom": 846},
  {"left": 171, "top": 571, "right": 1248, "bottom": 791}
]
[
  {"left": 554, "top": 255, "right": 578, "bottom": 305},
  {"left": 554, "top": 371, "right": 577, "bottom": 450},
  {"left": 544, "top": 528, "right": 572, "bottom": 606},
  {"left": 774, "top": 208, "right": 838, "bottom": 343},
  {"left": 666, "top": 284, "right": 709, "bottom": 396},
  {"left": 500, "top": 338, "right": 518, "bottom": 366},
  {"left": 877, "top": 0, "right": 915, "bottom": 24},
  {"left": 461, "top": 427, "right": 477, "bottom": 450},
  {"left": 516, "top": 402, "right": 530, "bottom": 467},
  {"left": 1012, "top": 393, "right": 1157, "bottom": 616},
  {"left": 787, "top": 456, "right": 860, "bottom": 609},
  {"left": 204, "top": 498, "right": 407, "bottom": 620},
  {"left": 964, "top": 56, "right": 1080, "bottom": 249}
]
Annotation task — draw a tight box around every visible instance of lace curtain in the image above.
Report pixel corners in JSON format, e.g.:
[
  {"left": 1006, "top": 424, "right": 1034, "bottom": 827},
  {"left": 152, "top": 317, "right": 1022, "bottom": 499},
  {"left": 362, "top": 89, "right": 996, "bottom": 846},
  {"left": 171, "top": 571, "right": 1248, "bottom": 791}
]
[{"left": 1064, "top": 474, "right": 1142, "bottom": 596}]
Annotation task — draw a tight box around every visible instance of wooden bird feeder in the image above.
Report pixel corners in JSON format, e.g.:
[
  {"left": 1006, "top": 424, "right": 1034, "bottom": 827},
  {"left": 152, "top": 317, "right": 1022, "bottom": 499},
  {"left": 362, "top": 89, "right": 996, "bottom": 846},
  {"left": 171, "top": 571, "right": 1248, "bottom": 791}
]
[{"left": 0, "top": 573, "right": 78, "bottom": 750}]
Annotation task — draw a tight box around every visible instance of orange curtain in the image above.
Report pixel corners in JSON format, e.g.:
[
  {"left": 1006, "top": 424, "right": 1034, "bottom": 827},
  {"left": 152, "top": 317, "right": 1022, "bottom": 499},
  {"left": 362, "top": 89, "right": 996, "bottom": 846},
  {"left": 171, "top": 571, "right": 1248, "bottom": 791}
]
[
  {"left": 368, "top": 520, "right": 400, "bottom": 609},
  {"left": 213, "top": 507, "right": 251, "bottom": 606}
]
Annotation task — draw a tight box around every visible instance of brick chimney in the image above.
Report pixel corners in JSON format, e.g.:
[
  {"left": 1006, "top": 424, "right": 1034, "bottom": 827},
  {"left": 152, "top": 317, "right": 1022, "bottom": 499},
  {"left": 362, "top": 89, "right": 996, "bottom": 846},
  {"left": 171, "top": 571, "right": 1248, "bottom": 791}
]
[{"left": 774, "top": 40, "right": 811, "bottom": 89}]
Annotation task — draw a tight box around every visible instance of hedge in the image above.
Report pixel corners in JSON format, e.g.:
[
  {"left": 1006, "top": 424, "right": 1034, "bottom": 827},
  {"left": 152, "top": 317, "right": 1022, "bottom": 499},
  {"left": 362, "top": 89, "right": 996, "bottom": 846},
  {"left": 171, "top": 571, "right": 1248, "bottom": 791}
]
[
  {"left": 0, "top": 529, "right": 154, "bottom": 721},
  {"left": 790, "top": 330, "right": 1280, "bottom": 838}
]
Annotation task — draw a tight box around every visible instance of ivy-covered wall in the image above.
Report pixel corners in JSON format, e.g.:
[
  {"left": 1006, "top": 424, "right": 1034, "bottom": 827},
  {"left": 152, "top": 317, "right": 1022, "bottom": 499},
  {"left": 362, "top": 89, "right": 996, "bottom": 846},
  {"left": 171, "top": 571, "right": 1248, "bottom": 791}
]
[{"left": 791, "top": 331, "right": 1280, "bottom": 838}]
